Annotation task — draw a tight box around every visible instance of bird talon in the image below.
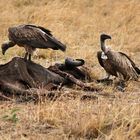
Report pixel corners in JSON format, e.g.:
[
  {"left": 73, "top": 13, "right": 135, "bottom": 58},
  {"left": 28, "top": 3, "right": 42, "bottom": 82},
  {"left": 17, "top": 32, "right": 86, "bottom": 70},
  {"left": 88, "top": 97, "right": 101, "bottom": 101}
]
[{"left": 117, "top": 85, "right": 125, "bottom": 92}]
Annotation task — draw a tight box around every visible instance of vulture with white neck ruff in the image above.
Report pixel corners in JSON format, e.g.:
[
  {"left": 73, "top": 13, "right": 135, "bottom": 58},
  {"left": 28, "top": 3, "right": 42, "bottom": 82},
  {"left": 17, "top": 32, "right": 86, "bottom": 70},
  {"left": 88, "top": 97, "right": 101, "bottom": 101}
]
[{"left": 97, "top": 34, "right": 140, "bottom": 82}]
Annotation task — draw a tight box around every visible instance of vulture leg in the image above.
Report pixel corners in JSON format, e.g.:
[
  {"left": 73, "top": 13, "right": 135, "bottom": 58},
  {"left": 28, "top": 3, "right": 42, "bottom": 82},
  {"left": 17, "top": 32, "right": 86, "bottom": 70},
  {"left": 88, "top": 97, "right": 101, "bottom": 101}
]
[
  {"left": 105, "top": 73, "right": 110, "bottom": 80},
  {"left": 116, "top": 80, "right": 125, "bottom": 92},
  {"left": 29, "top": 54, "right": 32, "bottom": 61},
  {"left": 24, "top": 52, "right": 28, "bottom": 60},
  {"left": 116, "top": 72, "right": 126, "bottom": 92},
  {"left": 24, "top": 46, "right": 34, "bottom": 61}
]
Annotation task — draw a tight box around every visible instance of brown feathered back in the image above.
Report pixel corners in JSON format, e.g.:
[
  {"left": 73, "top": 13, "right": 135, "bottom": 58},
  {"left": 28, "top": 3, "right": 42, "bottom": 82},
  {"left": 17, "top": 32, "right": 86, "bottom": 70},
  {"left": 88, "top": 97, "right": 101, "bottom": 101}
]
[
  {"left": 106, "top": 50, "right": 139, "bottom": 80},
  {"left": 8, "top": 24, "right": 66, "bottom": 51}
]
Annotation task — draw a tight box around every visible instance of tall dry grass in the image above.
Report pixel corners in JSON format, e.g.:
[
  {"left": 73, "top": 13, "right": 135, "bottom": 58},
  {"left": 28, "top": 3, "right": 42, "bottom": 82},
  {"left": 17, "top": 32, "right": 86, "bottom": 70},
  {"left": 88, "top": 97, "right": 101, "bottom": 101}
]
[
  {"left": 0, "top": 0, "right": 140, "bottom": 139},
  {"left": 0, "top": 0, "right": 139, "bottom": 64}
]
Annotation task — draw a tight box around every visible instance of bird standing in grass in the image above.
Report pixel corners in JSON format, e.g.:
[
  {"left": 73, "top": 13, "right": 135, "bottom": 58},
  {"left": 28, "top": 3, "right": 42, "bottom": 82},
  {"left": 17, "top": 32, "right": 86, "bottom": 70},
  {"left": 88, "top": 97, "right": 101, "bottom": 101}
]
[
  {"left": 1, "top": 24, "right": 66, "bottom": 61},
  {"left": 97, "top": 34, "right": 140, "bottom": 90}
]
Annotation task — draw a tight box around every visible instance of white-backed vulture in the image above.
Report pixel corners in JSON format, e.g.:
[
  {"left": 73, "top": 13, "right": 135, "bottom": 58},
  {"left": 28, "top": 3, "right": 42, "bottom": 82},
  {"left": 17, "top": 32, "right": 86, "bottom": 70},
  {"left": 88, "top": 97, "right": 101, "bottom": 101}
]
[
  {"left": 1, "top": 24, "right": 66, "bottom": 61},
  {"left": 97, "top": 34, "right": 140, "bottom": 81}
]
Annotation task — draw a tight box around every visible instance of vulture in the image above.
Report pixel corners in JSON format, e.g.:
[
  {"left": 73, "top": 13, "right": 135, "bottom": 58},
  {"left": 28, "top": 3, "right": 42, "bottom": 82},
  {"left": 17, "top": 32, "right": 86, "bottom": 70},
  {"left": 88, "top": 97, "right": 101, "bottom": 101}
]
[
  {"left": 97, "top": 34, "right": 140, "bottom": 82},
  {"left": 1, "top": 24, "right": 66, "bottom": 61}
]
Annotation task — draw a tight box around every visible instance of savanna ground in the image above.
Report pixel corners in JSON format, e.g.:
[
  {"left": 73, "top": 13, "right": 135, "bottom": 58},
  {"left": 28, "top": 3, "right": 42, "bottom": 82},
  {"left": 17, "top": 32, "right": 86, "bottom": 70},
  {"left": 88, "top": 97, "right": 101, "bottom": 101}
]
[{"left": 0, "top": 0, "right": 140, "bottom": 139}]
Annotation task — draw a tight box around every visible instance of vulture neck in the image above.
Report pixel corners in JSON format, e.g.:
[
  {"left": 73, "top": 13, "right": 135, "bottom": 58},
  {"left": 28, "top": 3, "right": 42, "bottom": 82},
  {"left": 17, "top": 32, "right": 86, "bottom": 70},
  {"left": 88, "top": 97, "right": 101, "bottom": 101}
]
[{"left": 101, "top": 40, "right": 108, "bottom": 53}]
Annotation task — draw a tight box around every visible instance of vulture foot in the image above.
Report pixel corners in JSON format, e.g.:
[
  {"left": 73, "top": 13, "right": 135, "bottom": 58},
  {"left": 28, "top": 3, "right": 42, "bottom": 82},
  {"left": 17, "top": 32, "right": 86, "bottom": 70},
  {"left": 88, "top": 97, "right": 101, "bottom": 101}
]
[{"left": 116, "top": 80, "right": 126, "bottom": 92}]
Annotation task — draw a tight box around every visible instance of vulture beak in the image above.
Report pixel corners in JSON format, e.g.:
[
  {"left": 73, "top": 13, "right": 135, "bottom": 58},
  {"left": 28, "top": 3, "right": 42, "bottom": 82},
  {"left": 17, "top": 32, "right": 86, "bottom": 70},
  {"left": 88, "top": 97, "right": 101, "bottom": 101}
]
[
  {"left": 100, "top": 34, "right": 112, "bottom": 41},
  {"left": 1, "top": 43, "right": 8, "bottom": 55}
]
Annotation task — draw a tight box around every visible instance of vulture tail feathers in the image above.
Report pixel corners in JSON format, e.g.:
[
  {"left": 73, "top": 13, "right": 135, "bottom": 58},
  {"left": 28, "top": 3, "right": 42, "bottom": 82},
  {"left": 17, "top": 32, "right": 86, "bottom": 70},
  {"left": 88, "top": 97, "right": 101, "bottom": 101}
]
[{"left": 44, "top": 34, "right": 66, "bottom": 52}]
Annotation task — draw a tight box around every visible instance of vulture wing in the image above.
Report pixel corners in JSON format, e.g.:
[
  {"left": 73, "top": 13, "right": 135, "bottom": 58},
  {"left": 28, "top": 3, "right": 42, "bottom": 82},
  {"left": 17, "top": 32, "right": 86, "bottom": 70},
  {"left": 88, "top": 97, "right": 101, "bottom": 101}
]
[
  {"left": 25, "top": 24, "right": 52, "bottom": 36},
  {"left": 8, "top": 24, "right": 66, "bottom": 51},
  {"left": 119, "top": 52, "right": 140, "bottom": 74},
  {"left": 119, "top": 52, "right": 136, "bottom": 67},
  {"left": 106, "top": 51, "right": 139, "bottom": 80}
]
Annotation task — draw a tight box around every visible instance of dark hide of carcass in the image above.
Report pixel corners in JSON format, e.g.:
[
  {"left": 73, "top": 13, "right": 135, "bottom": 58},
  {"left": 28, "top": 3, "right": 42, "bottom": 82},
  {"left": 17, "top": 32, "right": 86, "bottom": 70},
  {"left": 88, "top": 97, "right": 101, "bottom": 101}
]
[{"left": 0, "top": 57, "right": 98, "bottom": 100}]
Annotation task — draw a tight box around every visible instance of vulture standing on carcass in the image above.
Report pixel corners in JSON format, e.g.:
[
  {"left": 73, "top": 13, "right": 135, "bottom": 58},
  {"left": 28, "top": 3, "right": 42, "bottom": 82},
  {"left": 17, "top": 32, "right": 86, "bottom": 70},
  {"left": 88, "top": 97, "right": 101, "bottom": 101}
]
[
  {"left": 1, "top": 24, "right": 66, "bottom": 61},
  {"left": 97, "top": 34, "right": 140, "bottom": 89}
]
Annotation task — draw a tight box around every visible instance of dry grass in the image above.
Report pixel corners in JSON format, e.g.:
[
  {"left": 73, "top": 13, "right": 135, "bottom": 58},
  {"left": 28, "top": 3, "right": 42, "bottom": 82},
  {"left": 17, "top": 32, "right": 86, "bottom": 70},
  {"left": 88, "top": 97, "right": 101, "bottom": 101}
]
[{"left": 0, "top": 0, "right": 140, "bottom": 139}]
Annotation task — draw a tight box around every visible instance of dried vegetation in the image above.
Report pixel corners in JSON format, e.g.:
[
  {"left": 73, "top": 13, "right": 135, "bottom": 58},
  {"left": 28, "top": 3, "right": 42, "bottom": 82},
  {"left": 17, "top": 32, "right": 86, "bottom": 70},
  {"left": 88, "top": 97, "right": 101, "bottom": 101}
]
[{"left": 0, "top": 0, "right": 140, "bottom": 139}]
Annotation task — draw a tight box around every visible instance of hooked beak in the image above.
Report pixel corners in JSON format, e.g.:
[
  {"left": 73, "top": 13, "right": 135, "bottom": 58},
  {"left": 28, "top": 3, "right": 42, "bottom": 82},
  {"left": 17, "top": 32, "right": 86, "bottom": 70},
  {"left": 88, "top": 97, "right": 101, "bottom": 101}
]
[
  {"left": 100, "top": 34, "right": 112, "bottom": 41},
  {"left": 1, "top": 44, "right": 6, "bottom": 55}
]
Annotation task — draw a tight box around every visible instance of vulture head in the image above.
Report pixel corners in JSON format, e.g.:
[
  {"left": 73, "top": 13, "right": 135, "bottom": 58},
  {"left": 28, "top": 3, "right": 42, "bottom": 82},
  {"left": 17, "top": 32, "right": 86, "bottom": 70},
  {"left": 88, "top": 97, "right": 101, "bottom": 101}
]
[
  {"left": 100, "top": 34, "right": 111, "bottom": 41},
  {"left": 65, "top": 57, "right": 85, "bottom": 68},
  {"left": 1, "top": 42, "right": 10, "bottom": 55}
]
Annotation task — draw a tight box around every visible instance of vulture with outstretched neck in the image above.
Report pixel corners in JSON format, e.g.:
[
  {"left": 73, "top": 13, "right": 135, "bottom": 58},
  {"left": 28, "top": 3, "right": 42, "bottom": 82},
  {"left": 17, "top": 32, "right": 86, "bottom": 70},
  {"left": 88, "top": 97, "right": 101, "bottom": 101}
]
[
  {"left": 97, "top": 34, "right": 140, "bottom": 82},
  {"left": 1, "top": 24, "right": 66, "bottom": 61}
]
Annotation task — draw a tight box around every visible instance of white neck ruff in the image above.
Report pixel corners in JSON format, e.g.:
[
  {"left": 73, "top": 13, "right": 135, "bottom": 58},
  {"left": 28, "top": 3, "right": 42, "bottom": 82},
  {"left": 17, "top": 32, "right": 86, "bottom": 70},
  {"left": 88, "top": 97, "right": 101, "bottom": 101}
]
[{"left": 101, "top": 52, "right": 108, "bottom": 60}]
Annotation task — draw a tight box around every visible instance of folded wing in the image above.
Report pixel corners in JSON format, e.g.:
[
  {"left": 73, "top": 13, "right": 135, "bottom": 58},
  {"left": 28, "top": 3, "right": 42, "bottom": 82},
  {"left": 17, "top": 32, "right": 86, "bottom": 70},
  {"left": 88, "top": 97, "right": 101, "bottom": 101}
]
[{"left": 8, "top": 24, "right": 66, "bottom": 52}]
